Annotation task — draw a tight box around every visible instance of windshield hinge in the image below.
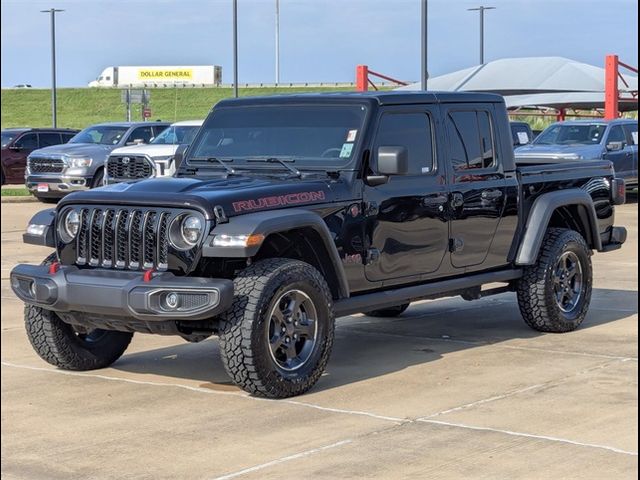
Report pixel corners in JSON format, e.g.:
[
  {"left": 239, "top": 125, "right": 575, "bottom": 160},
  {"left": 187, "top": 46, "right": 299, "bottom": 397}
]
[{"left": 213, "top": 205, "right": 228, "bottom": 224}]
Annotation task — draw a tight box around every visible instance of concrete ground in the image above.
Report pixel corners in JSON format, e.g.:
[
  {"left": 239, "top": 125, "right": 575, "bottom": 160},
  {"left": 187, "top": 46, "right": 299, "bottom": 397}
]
[{"left": 1, "top": 201, "right": 637, "bottom": 480}]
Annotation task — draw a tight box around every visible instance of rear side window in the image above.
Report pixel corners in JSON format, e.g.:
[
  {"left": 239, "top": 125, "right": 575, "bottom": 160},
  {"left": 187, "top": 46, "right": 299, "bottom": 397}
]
[
  {"left": 623, "top": 123, "right": 638, "bottom": 145},
  {"left": 511, "top": 124, "right": 531, "bottom": 145},
  {"left": 39, "top": 132, "right": 63, "bottom": 147},
  {"left": 448, "top": 110, "right": 496, "bottom": 170},
  {"left": 153, "top": 125, "right": 169, "bottom": 138},
  {"left": 374, "top": 112, "right": 434, "bottom": 174}
]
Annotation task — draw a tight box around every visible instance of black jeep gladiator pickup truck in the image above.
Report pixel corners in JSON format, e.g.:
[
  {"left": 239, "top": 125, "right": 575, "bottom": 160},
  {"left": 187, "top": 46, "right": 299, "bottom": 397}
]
[{"left": 11, "top": 92, "right": 628, "bottom": 398}]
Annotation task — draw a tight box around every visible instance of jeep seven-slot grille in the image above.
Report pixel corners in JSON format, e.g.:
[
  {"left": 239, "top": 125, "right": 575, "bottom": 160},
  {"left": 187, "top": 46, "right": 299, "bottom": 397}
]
[
  {"left": 106, "top": 156, "right": 153, "bottom": 181},
  {"left": 29, "top": 157, "right": 65, "bottom": 173},
  {"left": 74, "top": 207, "right": 172, "bottom": 271}
]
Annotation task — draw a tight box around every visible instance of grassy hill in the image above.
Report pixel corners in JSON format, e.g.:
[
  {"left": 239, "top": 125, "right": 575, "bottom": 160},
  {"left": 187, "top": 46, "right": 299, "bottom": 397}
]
[{"left": 0, "top": 86, "right": 355, "bottom": 130}]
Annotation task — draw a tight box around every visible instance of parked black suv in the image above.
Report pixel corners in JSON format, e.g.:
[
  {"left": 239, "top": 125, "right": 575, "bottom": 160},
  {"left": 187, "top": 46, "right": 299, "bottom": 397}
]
[{"left": 11, "top": 92, "right": 627, "bottom": 398}]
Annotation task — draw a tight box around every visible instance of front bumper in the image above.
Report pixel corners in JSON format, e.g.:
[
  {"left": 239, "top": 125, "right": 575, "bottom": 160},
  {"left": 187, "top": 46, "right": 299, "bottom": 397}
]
[
  {"left": 10, "top": 264, "right": 234, "bottom": 321},
  {"left": 26, "top": 174, "right": 91, "bottom": 196}
]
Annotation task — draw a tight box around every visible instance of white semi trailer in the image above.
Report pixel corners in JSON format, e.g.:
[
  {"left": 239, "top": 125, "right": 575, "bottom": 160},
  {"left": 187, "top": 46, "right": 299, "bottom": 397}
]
[{"left": 88, "top": 66, "right": 222, "bottom": 87}]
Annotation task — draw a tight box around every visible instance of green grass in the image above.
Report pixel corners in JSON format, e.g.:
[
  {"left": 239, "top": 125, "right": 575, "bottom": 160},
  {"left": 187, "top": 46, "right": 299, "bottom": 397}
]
[
  {"left": 1, "top": 187, "right": 31, "bottom": 196},
  {"left": 1, "top": 87, "right": 357, "bottom": 130}
]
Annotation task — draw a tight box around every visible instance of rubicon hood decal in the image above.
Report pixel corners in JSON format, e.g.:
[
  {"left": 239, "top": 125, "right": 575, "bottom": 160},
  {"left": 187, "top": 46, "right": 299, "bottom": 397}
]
[{"left": 232, "top": 191, "right": 326, "bottom": 212}]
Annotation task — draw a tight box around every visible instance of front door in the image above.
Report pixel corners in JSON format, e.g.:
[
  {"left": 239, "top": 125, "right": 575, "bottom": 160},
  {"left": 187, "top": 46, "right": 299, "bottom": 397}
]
[
  {"left": 6, "top": 132, "right": 38, "bottom": 182},
  {"left": 443, "top": 105, "right": 507, "bottom": 270},
  {"left": 364, "top": 106, "right": 449, "bottom": 283},
  {"left": 603, "top": 124, "right": 635, "bottom": 181}
]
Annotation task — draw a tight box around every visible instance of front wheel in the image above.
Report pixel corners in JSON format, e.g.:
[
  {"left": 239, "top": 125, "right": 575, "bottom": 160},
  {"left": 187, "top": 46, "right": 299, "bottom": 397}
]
[
  {"left": 219, "top": 258, "right": 335, "bottom": 398},
  {"left": 517, "top": 228, "right": 592, "bottom": 333},
  {"left": 24, "top": 253, "right": 133, "bottom": 370}
]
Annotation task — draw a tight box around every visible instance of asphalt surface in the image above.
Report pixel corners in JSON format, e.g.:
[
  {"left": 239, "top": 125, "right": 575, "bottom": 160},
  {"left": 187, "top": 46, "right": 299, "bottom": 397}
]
[{"left": 1, "top": 201, "right": 638, "bottom": 479}]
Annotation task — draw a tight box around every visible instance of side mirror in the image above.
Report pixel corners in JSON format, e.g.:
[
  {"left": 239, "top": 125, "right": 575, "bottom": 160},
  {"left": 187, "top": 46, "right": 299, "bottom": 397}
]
[
  {"left": 377, "top": 146, "right": 409, "bottom": 175},
  {"left": 606, "top": 141, "right": 624, "bottom": 152}
]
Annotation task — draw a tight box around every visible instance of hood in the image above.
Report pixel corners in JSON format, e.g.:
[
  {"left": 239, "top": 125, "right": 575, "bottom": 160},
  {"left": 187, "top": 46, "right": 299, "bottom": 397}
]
[
  {"left": 110, "top": 143, "right": 179, "bottom": 158},
  {"left": 59, "top": 175, "right": 348, "bottom": 220},
  {"left": 514, "top": 143, "right": 603, "bottom": 160},
  {"left": 29, "top": 143, "right": 115, "bottom": 160}
]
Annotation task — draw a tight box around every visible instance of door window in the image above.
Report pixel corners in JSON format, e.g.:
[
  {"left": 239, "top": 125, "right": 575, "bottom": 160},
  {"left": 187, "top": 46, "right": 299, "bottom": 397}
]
[
  {"left": 128, "top": 126, "right": 154, "bottom": 144},
  {"left": 374, "top": 112, "right": 434, "bottom": 174},
  {"left": 607, "top": 125, "right": 627, "bottom": 145},
  {"left": 39, "top": 132, "right": 63, "bottom": 147},
  {"left": 14, "top": 133, "right": 38, "bottom": 149},
  {"left": 62, "top": 133, "right": 76, "bottom": 142},
  {"left": 448, "top": 110, "right": 496, "bottom": 170},
  {"left": 153, "top": 125, "right": 169, "bottom": 138}
]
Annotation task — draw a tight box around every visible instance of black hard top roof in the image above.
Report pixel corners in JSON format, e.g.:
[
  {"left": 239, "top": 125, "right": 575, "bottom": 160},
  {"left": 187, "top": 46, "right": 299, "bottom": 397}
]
[{"left": 217, "top": 91, "right": 505, "bottom": 108}]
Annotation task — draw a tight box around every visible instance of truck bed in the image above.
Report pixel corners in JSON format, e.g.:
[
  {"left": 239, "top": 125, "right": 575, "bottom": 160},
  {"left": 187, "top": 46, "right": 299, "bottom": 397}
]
[{"left": 516, "top": 159, "right": 615, "bottom": 186}]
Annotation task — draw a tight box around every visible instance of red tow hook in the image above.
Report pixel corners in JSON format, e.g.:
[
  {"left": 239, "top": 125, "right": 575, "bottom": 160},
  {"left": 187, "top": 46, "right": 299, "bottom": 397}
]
[
  {"left": 143, "top": 269, "right": 156, "bottom": 283},
  {"left": 48, "top": 262, "right": 60, "bottom": 275}
]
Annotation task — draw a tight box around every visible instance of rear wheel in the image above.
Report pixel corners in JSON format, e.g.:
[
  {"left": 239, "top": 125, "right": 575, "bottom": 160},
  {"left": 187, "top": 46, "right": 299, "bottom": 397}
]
[
  {"left": 219, "top": 258, "right": 335, "bottom": 398},
  {"left": 517, "top": 228, "right": 592, "bottom": 333},
  {"left": 364, "top": 303, "right": 410, "bottom": 318}
]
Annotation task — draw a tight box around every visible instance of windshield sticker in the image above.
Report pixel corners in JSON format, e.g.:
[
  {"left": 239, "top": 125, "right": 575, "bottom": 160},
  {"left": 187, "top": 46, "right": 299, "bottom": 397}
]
[
  {"left": 339, "top": 143, "right": 354, "bottom": 158},
  {"left": 346, "top": 129, "right": 358, "bottom": 142},
  {"left": 517, "top": 131, "right": 529, "bottom": 144},
  {"left": 632, "top": 131, "right": 638, "bottom": 145}
]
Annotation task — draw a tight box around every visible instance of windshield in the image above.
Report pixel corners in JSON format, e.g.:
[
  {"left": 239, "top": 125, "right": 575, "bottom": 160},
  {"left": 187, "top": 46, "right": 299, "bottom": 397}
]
[
  {"left": 534, "top": 124, "right": 607, "bottom": 145},
  {"left": 152, "top": 125, "right": 200, "bottom": 145},
  {"left": 69, "top": 125, "right": 129, "bottom": 145},
  {"left": 1, "top": 132, "right": 19, "bottom": 148},
  {"left": 187, "top": 105, "right": 367, "bottom": 166}
]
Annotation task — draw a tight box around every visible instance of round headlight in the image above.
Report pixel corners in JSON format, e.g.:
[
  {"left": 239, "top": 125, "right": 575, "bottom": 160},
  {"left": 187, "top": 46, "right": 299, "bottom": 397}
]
[
  {"left": 169, "top": 214, "right": 204, "bottom": 250},
  {"left": 58, "top": 210, "right": 80, "bottom": 243},
  {"left": 181, "top": 215, "right": 203, "bottom": 245}
]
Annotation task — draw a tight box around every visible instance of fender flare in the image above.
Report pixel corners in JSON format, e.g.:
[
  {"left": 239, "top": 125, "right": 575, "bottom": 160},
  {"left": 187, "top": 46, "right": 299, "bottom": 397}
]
[
  {"left": 202, "top": 209, "right": 349, "bottom": 298},
  {"left": 515, "top": 189, "right": 602, "bottom": 265},
  {"left": 23, "top": 208, "right": 56, "bottom": 247}
]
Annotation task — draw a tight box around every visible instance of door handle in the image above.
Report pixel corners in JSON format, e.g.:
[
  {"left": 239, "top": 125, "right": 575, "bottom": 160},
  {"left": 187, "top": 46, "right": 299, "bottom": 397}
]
[
  {"left": 481, "top": 189, "right": 503, "bottom": 200},
  {"left": 421, "top": 194, "right": 448, "bottom": 207},
  {"left": 451, "top": 192, "right": 464, "bottom": 208}
]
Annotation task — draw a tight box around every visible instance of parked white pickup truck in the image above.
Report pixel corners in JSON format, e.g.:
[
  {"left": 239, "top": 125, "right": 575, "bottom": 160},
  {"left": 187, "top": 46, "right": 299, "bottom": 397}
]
[{"left": 105, "top": 120, "right": 203, "bottom": 184}]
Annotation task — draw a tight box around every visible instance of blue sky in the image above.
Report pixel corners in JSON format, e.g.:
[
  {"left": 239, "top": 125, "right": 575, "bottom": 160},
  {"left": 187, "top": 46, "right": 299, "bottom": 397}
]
[{"left": 1, "top": 0, "right": 637, "bottom": 88}]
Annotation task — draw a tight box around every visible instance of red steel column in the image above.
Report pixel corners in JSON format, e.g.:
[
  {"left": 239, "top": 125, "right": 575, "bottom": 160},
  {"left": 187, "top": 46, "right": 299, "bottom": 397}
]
[
  {"left": 605, "top": 54, "right": 619, "bottom": 120},
  {"left": 557, "top": 108, "right": 566, "bottom": 122},
  {"left": 356, "top": 65, "right": 369, "bottom": 92}
]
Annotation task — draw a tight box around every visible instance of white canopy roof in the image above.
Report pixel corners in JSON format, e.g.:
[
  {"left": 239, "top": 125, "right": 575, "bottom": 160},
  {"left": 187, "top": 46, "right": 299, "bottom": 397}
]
[{"left": 398, "top": 56, "right": 638, "bottom": 97}]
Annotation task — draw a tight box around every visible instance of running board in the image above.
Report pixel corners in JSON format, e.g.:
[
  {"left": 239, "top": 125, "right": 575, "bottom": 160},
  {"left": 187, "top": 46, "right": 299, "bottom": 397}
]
[{"left": 334, "top": 269, "right": 522, "bottom": 317}]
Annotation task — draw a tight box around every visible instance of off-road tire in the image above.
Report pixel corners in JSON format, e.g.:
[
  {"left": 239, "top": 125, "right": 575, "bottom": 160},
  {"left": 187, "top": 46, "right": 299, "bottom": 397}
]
[
  {"left": 364, "top": 303, "right": 410, "bottom": 317},
  {"left": 517, "top": 228, "right": 592, "bottom": 333},
  {"left": 219, "top": 258, "right": 335, "bottom": 398},
  {"left": 24, "top": 253, "right": 133, "bottom": 370}
]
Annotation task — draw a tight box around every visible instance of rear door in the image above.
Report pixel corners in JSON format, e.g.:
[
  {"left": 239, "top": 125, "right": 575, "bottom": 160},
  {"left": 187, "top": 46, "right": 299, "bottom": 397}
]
[
  {"left": 363, "top": 106, "right": 449, "bottom": 283},
  {"left": 443, "top": 104, "right": 507, "bottom": 270},
  {"left": 622, "top": 122, "right": 638, "bottom": 184}
]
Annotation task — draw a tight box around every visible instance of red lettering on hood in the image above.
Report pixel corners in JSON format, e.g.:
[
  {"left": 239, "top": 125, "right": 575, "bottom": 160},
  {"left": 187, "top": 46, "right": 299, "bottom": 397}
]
[{"left": 233, "top": 190, "right": 326, "bottom": 213}]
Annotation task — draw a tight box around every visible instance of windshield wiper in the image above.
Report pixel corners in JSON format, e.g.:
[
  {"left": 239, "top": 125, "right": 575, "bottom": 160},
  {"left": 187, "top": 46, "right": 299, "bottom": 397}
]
[
  {"left": 247, "top": 157, "right": 302, "bottom": 178},
  {"left": 192, "top": 157, "right": 237, "bottom": 175}
]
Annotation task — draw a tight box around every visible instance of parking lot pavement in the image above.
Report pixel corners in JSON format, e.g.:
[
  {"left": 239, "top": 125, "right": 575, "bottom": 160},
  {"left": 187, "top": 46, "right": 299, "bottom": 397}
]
[{"left": 1, "top": 202, "right": 637, "bottom": 480}]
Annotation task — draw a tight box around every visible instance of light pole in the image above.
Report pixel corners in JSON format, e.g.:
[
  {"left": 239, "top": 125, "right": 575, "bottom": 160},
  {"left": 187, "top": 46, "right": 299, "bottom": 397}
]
[
  {"left": 467, "top": 5, "right": 495, "bottom": 65},
  {"left": 232, "top": 0, "right": 238, "bottom": 98},
  {"left": 40, "top": 8, "right": 64, "bottom": 127},
  {"left": 275, "top": 0, "right": 280, "bottom": 84},
  {"left": 421, "top": 0, "right": 428, "bottom": 90}
]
